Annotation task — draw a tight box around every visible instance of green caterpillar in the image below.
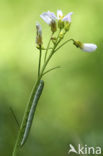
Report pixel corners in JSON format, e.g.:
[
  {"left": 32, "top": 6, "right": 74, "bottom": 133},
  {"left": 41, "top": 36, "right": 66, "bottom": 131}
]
[{"left": 21, "top": 80, "right": 44, "bottom": 146}]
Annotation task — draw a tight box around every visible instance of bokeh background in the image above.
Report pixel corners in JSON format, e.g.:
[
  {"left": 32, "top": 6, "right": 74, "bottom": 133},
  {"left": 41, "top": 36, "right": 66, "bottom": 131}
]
[{"left": 0, "top": 0, "right": 103, "bottom": 156}]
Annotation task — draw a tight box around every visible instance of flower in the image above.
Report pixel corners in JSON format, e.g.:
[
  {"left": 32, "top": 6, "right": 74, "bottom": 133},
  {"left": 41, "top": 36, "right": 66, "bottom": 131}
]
[
  {"left": 81, "top": 43, "right": 97, "bottom": 52},
  {"left": 73, "top": 40, "right": 97, "bottom": 52},
  {"left": 40, "top": 11, "right": 57, "bottom": 32},
  {"left": 57, "top": 10, "right": 73, "bottom": 29},
  {"left": 36, "top": 22, "right": 42, "bottom": 46},
  {"left": 57, "top": 10, "right": 63, "bottom": 20},
  {"left": 57, "top": 10, "right": 73, "bottom": 23}
]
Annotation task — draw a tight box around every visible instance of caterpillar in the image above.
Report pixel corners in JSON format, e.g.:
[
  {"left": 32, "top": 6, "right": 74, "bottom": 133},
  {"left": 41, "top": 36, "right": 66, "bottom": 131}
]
[{"left": 21, "top": 80, "right": 44, "bottom": 146}]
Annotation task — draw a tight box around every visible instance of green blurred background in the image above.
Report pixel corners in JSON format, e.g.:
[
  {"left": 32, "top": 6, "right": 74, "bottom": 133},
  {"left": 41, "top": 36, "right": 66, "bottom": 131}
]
[{"left": 0, "top": 0, "right": 103, "bottom": 155}]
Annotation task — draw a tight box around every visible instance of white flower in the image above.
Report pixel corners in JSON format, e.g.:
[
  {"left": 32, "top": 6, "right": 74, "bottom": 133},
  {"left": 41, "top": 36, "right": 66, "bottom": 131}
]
[
  {"left": 36, "top": 22, "right": 42, "bottom": 45},
  {"left": 57, "top": 10, "right": 73, "bottom": 23},
  {"left": 73, "top": 40, "right": 97, "bottom": 52},
  {"left": 40, "top": 11, "right": 56, "bottom": 25},
  {"left": 63, "top": 12, "right": 73, "bottom": 23},
  {"left": 57, "top": 10, "right": 63, "bottom": 20},
  {"left": 40, "top": 11, "right": 57, "bottom": 32},
  {"left": 82, "top": 43, "right": 97, "bottom": 52}
]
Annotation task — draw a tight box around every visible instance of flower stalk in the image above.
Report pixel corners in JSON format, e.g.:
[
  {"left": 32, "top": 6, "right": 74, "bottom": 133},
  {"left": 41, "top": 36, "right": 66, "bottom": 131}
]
[
  {"left": 38, "top": 46, "right": 42, "bottom": 77},
  {"left": 12, "top": 29, "right": 62, "bottom": 156},
  {"left": 44, "top": 32, "right": 54, "bottom": 62}
]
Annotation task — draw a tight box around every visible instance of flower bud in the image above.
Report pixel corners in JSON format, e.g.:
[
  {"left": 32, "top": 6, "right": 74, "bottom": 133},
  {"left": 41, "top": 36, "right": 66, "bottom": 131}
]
[
  {"left": 59, "top": 30, "right": 65, "bottom": 39},
  {"left": 36, "top": 22, "right": 42, "bottom": 46},
  {"left": 58, "top": 20, "right": 64, "bottom": 29},
  {"left": 73, "top": 40, "right": 97, "bottom": 52},
  {"left": 64, "top": 21, "right": 70, "bottom": 31},
  {"left": 50, "top": 21, "right": 57, "bottom": 33},
  {"left": 81, "top": 43, "right": 97, "bottom": 52}
]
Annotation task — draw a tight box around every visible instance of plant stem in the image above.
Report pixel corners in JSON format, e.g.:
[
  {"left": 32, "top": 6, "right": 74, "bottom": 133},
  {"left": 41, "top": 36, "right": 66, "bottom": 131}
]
[
  {"left": 38, "top": 46, "right": 42, "bottom": 77},
  {"left": 42, "top": 66, "right": 61, "bottom": 76},
  {"left": 54, "top": 39, "right": 74, "bottom": 52},
  {"left": 40, "top": 31, "right": 62, "bottom": 75},
  {"left": 9, "top": 107, "right": 19, "bottom": 128},
  {"left": 12, "top": 31, "right": 61, "bottom": 156},
  {"left": 44, "top": 32, "right": 53, "bottom": 62},
  {"left": 12, "top": 46, "right": 54, "bottom": 156},
  {"left": 41, "top": 44, "right": 58, "bottom": 76}
]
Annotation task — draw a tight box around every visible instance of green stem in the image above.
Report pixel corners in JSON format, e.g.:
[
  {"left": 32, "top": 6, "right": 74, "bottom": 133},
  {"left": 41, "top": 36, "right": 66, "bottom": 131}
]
[
  {"left": 12, "top": 31, "right": 62, "bottom": 156},
  {"left": 40, "top": 31, "right": 63, "bottom": 75},
  {"left": 38, "top": 46, "right": 42, "bottom": 77},
  {"left": 54, "top": 39, "right": 74, "bottom": 53},
  {"left": 9, "top": 107, "right": 19, "bottom": 128},
  {"left": 12, "top": 46, "right": 55, "bottom": 156},
  {"left": 42, "top": 66, "right": 61, "bottom": 76},
  {"left": 44, "top": 32, "right": 54, "bottom": 62},
  {"left": 41, "top": 42, "right": 59, "bottom": 76}
]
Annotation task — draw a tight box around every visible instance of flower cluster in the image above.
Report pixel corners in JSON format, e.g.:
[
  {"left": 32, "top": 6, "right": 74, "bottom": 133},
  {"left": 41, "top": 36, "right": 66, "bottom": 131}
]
[{"left": 36, "top": 10, "right": 97, "bottom": 52}]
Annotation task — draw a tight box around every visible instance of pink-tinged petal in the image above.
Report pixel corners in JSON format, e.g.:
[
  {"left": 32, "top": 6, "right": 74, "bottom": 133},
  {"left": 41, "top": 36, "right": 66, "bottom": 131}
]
[
  {"left": 57, "top": 10, "right": 63, "bottom": 19},
  {"left": 63, "top": 12, "right": 73, "bottom": 23}
]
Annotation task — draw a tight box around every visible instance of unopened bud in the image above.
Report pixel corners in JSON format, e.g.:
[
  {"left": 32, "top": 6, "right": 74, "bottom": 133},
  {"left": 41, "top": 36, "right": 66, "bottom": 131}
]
[
  {"left": 50, "top": 21, "right": 57, "bottom": 33},
  {"left": 36, "top": 22, "right": 42, "bottom": 46},
  {"left": 58, "top": 20, "right": 64, "bottom": 29},
  {"left": 64, "top": 22, "right": 70, "bottom": 31},
  {"left": 73, "top": 40, "right": 97, "bottom": 52},
  {"left": 59, "top": 30, "right": 65, "bottom": 39}
]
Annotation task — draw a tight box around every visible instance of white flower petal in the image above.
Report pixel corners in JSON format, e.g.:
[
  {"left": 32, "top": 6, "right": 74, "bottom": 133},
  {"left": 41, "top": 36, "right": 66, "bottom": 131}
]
[
  {"left": 40, "top": 11, "right": 56, "bottom": 25},
  {"left": 40, "top": 13, "right": 52, "bottom": 25},
  {"left": 82, "top": 43, "right": 97, "bottom": 52},
  {"left": 63, "top": 12, "right": 73, "bottom": 23},
  {"left": 48, "top": 11, "right": 57, "bottom": 20},
  {"left": 57, "top": 10, "right": 63, "bottom": 19}
]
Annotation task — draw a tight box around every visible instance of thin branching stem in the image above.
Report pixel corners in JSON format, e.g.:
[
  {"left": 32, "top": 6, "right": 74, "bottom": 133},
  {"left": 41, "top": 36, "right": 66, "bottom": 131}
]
[
  {"left": 12, "top": 29, "right": 63, "bottom": 156},
  {"left": 42, "top": 66, "right": 61, "bottom": 76},
  {"left": 44, "top": 32, "right": 54, "bottom": 62},
  {"left": 54, "top": 38, "right": 74, "bottom": 53},
  {"left": 41, "top": 30, "right": 62, "bottom": 75},
  {"left": 38, "top": 46, "right": 42, "bottom": 77},
  {"left": 9, "top": 107, "right": 19, "bottom": 128},
  {"left": 41, "top": 38, "right": 61, "bottom": 76}
]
